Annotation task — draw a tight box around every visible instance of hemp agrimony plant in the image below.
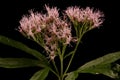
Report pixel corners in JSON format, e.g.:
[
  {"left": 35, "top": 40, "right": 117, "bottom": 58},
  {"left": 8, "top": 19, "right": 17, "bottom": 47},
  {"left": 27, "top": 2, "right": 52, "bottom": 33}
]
[{"left": 0, "top": 5, "right": 120, "bottom": 80}]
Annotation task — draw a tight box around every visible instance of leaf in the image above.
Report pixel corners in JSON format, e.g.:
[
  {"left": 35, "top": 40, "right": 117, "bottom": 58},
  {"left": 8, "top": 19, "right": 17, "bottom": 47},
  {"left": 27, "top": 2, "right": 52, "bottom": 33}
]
[
  {"left": 30, "top": 68, "right": 49, "bottom": 80},
  {"left": 111, "top": 63, "right": 120, "bottom": 79},
  {"left": 65, "top": 71, "right": 78, "bottom": 80},
  {"left": 0, "top": 35, "right": 48, "bottom": 66},
  {"left": 0, "top": 58, "right": 45, "bottom": 68},
  {"left": 77, "top": 51, "right": 120, "bottom": 78}
]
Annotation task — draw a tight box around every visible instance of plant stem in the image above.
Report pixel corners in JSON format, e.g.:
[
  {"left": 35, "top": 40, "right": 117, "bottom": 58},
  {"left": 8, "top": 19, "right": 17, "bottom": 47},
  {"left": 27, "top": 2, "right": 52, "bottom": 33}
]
[
  {"left": 52, "top": 60, "right": 59, "bottom": 74},
  {"left": 49, "top": 67, "right": 59, "bottom": 78},
  {"left": 58, "top": 77, "right": 61, "bottom": 80},
  {"left": 62, "top": 45, "right": 67, "bottom": 56},
  {"left": 60, "top": 55, "right": 63, "bottom": 80},
  {"left": 64, "top": 37, "right": 81, "bottom": 76},
  {"left": 56, "top": 45, "right": 66, "bottom": 80}
]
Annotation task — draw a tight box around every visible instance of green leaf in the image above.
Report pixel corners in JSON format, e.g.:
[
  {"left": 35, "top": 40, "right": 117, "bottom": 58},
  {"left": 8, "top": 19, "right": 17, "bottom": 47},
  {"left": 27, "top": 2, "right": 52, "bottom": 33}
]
[
  {"left": 0, "top": 58, "right": 45, "bottom": 68},
  {"left": 65, "top": 71, "right": 78, "bottom": 80},
  {"left": 30, "top": 68, "right": 49, "bottom": 80},
  {"left": 77, "top": 51, "right": 120, "bottom": 78},
  {"left": 0, "top": 35, "right": 48, "bottom": 66},
  {"left": 111, "top": 63, "right": 120, "bottom": 79}
]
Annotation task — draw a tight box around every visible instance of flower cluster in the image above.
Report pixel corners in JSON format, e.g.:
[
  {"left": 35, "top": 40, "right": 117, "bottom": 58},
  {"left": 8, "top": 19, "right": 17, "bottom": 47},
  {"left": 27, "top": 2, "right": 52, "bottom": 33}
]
[
  {"left": 65, "top": 6, "right": 104, "bottom": 28},
  {"left": 19, "top": 6, "right": 72, "bottom": 60},
  {"left": 19, "top": 5, "right": 104, "bottom": 60}
]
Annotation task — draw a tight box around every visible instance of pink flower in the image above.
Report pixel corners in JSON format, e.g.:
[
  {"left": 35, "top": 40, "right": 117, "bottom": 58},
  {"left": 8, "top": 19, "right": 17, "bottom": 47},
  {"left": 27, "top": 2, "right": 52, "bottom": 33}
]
[
  {"left": 19, "top": 5, "right": 103, "bottom": 60},
  {"left": 19, "top": 5, "right": 73, "bottom": 60},
  {"left": 45, "top": 5, "right": 59, "bottom": 19},
  {"left": 19, "top": 11, "right": 44, "bottom": 38},
  {"left": 65, "top": 6, "right": 81, "bottom": 22},
  {"left": 44, "top": 18, "right": 72, "bottom": 59},
  {"left": 65, "top": 6, "right": 104, "bottom": 28}
]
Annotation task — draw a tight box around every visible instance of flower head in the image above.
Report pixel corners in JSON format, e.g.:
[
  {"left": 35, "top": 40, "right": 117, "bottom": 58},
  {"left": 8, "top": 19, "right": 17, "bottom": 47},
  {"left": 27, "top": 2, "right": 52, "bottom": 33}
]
[
  {"left": 19, "top": 5, "right": 72, "bottom": 60},
  {"left": 65, "top": 6, "right": 104, "bottom": 28},
  {"left": 19, "top": 5, "right": 104, "bottom": 60},
  {"left": 45, "top": 5, "right": 59, "bottom": 19},
  {"left": 19, "top": 11, "right": 45, "bottom": 39}
]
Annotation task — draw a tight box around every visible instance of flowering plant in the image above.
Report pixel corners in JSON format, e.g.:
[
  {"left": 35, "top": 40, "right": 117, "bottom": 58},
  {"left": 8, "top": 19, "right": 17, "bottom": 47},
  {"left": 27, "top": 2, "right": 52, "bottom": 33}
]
[{"left": 0, "top": 5, "right": 120, "bottom": 80}]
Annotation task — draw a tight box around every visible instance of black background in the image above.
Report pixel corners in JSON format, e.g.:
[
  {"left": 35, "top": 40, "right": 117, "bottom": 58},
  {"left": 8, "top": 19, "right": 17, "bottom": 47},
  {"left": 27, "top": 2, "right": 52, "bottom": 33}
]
[{"left": 0, "top": 0, "right": 120, "bottom": 80}]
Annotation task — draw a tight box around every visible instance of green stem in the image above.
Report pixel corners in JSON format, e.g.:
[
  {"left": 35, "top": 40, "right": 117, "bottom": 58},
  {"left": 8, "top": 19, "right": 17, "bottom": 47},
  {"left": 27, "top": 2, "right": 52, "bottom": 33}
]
[
  {"left": 60, "top": 55, "right": 63, "bottom": 80},
  {"left": 63, "top": 37, "right": 82, "bottom": 77},
  {"left": 48, "top": 67, "right": 59, "bottom": 78},
  {"left": 62, "top": 45, "right": 67, "bottom": 56},
  {"left": 58, "top": 77, "right": 61, "bottom": 80},
  {"left": 52, "top": 60, "right": 59, "bottom": 75},
  {"left": 57, "top": 45, "right": 66, "bottom": 80},
  {"left": 64, "top": 51, "right": 73, "bottom": 59}
]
